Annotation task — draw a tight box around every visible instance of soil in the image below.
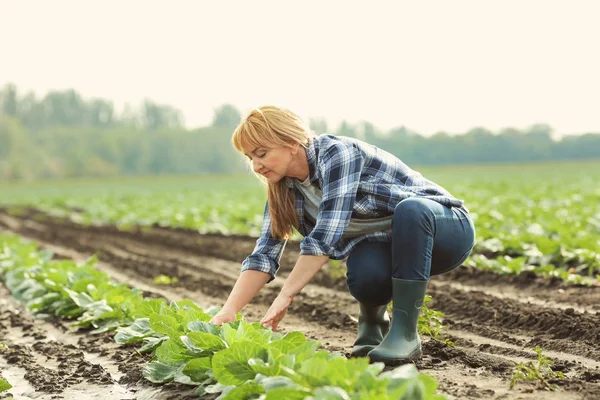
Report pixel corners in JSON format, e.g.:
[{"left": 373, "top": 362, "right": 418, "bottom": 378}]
[{"left": 1, "top": 209, "right": 599, "bottom": 400}]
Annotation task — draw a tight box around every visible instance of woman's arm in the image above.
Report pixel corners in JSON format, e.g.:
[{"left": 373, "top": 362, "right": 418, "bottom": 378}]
[
  {"left": 280, "top": 254, "right": 330, "bottom": 298},
  {"left": 260, "top": 254, "right": 329, "bottom": 329},
  {"left": 210, "top": 269, "right": 271, "bottom": 325}
]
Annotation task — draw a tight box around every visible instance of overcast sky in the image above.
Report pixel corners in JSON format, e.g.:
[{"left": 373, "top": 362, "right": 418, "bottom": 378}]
[{"left": 2, "top": 0, "right": 599, "bottom": 137}]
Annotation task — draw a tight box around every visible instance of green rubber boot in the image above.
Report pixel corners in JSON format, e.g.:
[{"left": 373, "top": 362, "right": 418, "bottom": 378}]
[
  {"left": 367, "top": 278, "right": 428, "bottom": 365},
  {"left": 350, "top": 303, "right": 390, "bottom": 357}
]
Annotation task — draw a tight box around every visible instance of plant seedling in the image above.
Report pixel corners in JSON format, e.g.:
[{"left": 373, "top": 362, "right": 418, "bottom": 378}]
[{"left": 510, "top": 346, "right": 565, "bottom": 391}]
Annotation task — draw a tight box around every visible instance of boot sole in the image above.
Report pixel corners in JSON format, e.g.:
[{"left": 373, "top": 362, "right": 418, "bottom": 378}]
[{"left": 367, "top": 349, "right": 422, "bottom": 366}]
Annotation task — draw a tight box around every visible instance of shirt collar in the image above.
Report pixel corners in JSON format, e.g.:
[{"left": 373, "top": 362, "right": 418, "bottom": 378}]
[{"left": 305, "top": 137, "right": 319, "bottom": 184}]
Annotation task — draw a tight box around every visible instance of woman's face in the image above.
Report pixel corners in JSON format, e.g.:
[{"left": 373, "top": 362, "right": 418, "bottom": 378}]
[{"left": 242, "top": 143, "right": 297, "bottom": 183}]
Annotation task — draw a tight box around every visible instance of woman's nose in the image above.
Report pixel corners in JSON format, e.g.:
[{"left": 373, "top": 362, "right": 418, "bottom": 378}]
[{"left": 252, "top": 158, "right": 262, "bottom": 172}]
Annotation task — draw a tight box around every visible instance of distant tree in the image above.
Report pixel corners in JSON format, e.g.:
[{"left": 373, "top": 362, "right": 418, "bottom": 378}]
[
  {"left": 0, "top": 116, "right": 16, "bottom": 159},
  {"left": 142, "top": 100, "right": 184, "bottom": 130},
  {"left": 355, "top": 121, "right": 377, "bottom": 141},
  {"left": 43, "top": 89, "right": 87, "bottom": 126},
  {"left": 1, "top": 83, "right": 599, "bottom": 181},
  {"left": 89, "top": 99, "right": 115, "bottom": 128},
  {"left": 19, "top": 92, "right": 47, "bottom": 130},
  {"left": 0, "top": 83, "right": 18, "bottom": 116},
  {"left": 212, "top": 104, "right": 241, "bottom": 130},
  {"left": 336, "top": 120, "right": 356, "bottom": 137},
  {"left": 119, "top": 103, "right": 140, "bottom": 128}
]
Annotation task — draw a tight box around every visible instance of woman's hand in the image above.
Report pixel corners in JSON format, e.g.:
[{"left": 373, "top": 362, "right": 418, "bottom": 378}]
[
  {"left": 260, "top": 293, "right": 293, "bottom": 330},
  {"left": 209, "top": 308, "right": 237, "bottom": 326}
]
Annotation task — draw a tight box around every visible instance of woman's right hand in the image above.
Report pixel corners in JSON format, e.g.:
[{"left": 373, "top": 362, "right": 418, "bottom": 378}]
[{"left": 209, "top": 308, "right": 237, "bottom": 326}]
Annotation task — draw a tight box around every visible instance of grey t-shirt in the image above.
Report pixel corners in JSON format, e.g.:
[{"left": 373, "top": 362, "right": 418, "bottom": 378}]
[{"left": 294, "top": 176, "right": 393, "bottom": 238}]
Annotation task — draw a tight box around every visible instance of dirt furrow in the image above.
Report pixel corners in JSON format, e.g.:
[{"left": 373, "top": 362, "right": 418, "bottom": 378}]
[
  {"left": 0, "top": 285, "right": 186, "bottom": 400},
  {"left": 2, "top": 210, "right": 600, "bottom": 399},
  {"left": 10, "top": 236, "right": 592, "bottom": 400}
]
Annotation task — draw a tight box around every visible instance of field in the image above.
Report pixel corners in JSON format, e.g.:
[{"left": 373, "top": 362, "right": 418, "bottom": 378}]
[{"left": 1, "top": 161, "right": 599, "bottom": 399}]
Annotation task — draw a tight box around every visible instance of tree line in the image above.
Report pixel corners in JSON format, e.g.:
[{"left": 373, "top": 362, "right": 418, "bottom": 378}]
[{"left": 0, "top": 83, "right": 598, "bottom": 180}]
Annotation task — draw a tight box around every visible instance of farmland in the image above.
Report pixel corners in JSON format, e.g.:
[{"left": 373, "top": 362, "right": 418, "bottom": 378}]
[{"left": 1, "top": 160, "right": 600, "bottom": 399}]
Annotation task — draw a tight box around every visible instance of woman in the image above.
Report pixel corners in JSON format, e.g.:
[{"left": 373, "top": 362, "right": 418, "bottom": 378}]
[{"left": 209, "top": 105, "right": 476, "bottom": 365}]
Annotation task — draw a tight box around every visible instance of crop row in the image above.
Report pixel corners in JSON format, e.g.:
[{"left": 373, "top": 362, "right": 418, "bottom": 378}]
[{"left": 0, "top": 233, "right": 445, "bottom": 399}]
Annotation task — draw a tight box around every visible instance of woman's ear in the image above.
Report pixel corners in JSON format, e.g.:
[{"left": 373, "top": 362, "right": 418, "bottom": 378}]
[{"left": 291, "top": 143, "right": 300, "bottom": 155}]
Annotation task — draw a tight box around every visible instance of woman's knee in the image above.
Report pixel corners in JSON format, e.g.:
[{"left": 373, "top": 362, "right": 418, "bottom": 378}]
[{"left": 393, "top": 197, "right": 436, "bottom": 231}]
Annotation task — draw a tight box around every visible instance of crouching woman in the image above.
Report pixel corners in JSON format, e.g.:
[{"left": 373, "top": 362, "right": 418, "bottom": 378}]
[{"left": 209, "top": 105, "right": 475, "bottom": 365}]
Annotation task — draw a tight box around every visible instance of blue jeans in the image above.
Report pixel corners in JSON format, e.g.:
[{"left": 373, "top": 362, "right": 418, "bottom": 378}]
[{"left": 346, "top": 197, "right": 476, "bottom": 306}]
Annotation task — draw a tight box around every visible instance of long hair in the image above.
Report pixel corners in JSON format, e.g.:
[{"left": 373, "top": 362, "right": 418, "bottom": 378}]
[{"left": 232, "top": 105, "right": 313, "bottom": 240}]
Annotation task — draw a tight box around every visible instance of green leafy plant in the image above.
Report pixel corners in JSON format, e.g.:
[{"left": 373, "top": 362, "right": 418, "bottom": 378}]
[
  {"left": 418, "top": 295, "right": 447, "bottom": 340},
  {"left": 386, "top": 295, "right": 452, "bottom": 345},
  {"left": 326, "top": 259, "right": 346, "bottom": 279},
  {"left": 153, "top": 274, "right": 179, "bottom": 285},
  {"left": 510, "top": 346, "right": 565, "bottom": 391},
  {"left": 0, "top": 378, "right": 11, "bottom": 393},
  {"left": 0, "top": 342, "right": 12, "bottom": 392},
  {"left": 1, "top": 233, "right": 447, "bottom": 400},
  {"left": 0, "top": 343, "right": 11, "bottom": 393}
]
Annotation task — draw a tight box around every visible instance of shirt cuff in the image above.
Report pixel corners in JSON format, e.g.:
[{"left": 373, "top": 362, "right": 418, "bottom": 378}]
[
  {"left": 241, "top": 254, "right": 278, "bottom": 283},
  {"left": 299, "top": 236, "right": 333, "bottom": 257}
]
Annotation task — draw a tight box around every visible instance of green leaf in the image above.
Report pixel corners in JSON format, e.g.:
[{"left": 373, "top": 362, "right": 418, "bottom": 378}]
[
  {"left": 234, "top": 320, "right": 272, "bottom": 346},
  {"left": 221, "top": 322, "right": 238, "bottom": 346},
  {"left": 254, "top": 374, "right": 305, "bottom": 391},
  {"left": 155, "top": 339, "right": 194, "bottom": 364},
  {"left": 135, "top": 299, "right": 167, "bottom": 318},
  {"left": 64, "top": 288, "right": 95, "bottom": 308},
  {"left": 299, "top": 357, "right": 329, "bottom": 388},
  {"left": 173, "top": 362, "right": 205, "bottom": 385},
  {"left": 180, "top": 307, "right": 212, "bottom": 325},
  {"left": 149, "top": 313, "right": 184, "bottom": 345},
  {"left": 27, "top": 292, "right": 62, "bottom": 312},
  {"left": 12, "top": 278, "right": 46, "bottom": 302},
  {"left": 176, "top": 298, "right": 202, "bottom": 310},
  {"left": 287, "top": 341, "right": 321, "bottom": 369},
  {"left": 139, "top": 336, "right": 169, "bottom": 353},
  {"left": 212, "top": 341, "right": 268, "bottom": 385},
  {"left": 310, "top": 386, "right": 351, "bottom": 399},
  {"left": 142, "top": 361, "right": 178, "bottom": 383},
  {"left": 188, "top": 320, "right": 221, "bottom": 335},
  {"left": 72, "top": 300, "right": 115, "bottom": 328},
  {"left": 185, "top": 331, "right": 227, "bottom": 352},
  {"left": 380, "top": 364, "right": 444, "bottom": 399},
  {"left": 248, "top": 358, "right": 275, "bottom": 376},
  {"left": 320, "top": 357, "right": 373, "bottom": 392},
  {"left": 90, "top": 318, "right": 123, "bottom": 334},
  {"left": 265, "top": 388, "right": 310, "bottom": 400},
  {"left": 182, "top": 357, "right": 212, "bottom": 382},
  {"left": 114, "top": 318, "right": 153, "bottom": 344},
  {"left": 268, "top": 331, "right": 307, "bottom": 353},
  {"left": 221, "top": 382, "right": 265, "bottom": 400},
  {"left": 0, "top": 378, "right": 12, "bottom": 392}
]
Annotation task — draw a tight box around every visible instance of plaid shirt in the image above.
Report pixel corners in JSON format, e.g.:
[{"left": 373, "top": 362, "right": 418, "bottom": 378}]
[{"left": 242, "top": 134, "right": 467, "bottom": 281}]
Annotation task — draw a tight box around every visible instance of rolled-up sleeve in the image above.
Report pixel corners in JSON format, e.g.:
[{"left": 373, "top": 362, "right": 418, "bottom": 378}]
[
  {"left": 300, "top": 142, "right": 363, "bottom": 257},
  {"left": 241, "top": 201, "right": 287, "bottom": 282}
]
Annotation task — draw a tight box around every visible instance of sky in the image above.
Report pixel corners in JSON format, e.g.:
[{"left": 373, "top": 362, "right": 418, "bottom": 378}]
[{"left": 1, "top": 0, "right": 599, "bottom": 138}]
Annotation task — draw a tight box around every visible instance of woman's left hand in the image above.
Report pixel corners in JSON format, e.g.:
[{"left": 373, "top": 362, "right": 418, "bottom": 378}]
[{"left": 260, "top": 293, "right": 293, "bottom": 330}]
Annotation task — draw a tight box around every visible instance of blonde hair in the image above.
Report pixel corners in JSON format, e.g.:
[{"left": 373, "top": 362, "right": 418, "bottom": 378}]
[{"left": 232, "top": 105, "right": 314, "bottom": 240}]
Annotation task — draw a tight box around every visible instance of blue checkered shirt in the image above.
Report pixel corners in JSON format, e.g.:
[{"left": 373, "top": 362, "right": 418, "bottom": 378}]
[{"left": 241, "top": 134, "right": 467, "bottom": 281}]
